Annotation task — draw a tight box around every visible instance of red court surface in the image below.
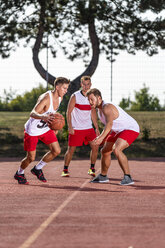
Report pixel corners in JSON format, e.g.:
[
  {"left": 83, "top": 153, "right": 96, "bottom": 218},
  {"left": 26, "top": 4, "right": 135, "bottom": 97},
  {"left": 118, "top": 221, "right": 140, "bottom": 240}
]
[{"left": 0, "top": 157, "right": 165, "bottom": 248}]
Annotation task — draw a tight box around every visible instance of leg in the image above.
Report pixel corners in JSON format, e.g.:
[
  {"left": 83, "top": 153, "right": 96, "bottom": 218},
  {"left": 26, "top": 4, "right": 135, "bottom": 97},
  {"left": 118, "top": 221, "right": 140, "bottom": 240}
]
[
  {"left": 90, "top": 142, "right": 113, "bottom": 183},
  {"left": 61, "top": 146, "right": 76, "bottom": 177},
  {"left": 42, "top": 141, "right": 61, "bottom": 163},
  {"left": 20, "top": 150, "right": 36, "bottom": 170},
  {"left": 112, "top": 138, "right": 134, "bottom": 185},
  {"left": 64, "top": 146, "right": 76, "bottom": 166},
  {"left": 87, "top": 142, "right": 99, "bottom": 177},
  {"left": 31, "top": 142, "right": 61, "bottom": 183},
  {"left": 101, "top": 142, "right": 114, "bottom": 175},
  {"left": 112, "top": 138, "right": 129, "bottom": 174},
  {"left": 89, "top": 142, "right": 98, "bottom": 165},
  {"left": 14, "top": 150, "right": 36, "bottom": 185}
]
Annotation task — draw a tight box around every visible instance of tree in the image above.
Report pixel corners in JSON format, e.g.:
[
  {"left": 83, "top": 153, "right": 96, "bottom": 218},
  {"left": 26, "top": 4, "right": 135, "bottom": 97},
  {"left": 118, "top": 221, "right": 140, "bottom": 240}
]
[
  {"left": 130, "top": 84, "right": 161, "bottom": 111},
  {"left": 0, "top": 0, "right": 165, "bottom": 95},
  {"left": 119, "top": 97, "right": 131, "bottom": 110}
]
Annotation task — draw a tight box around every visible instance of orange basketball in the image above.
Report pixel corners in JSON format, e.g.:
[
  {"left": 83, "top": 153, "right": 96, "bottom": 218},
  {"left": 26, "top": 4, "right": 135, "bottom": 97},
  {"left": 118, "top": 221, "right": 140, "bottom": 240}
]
[{"left": 48, "top": 113, "right": 65, "bottom": 130}]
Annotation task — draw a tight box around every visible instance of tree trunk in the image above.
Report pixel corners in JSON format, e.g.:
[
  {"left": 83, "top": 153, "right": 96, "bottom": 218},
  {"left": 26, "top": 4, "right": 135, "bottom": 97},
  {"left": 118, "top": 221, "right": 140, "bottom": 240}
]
[
  {"left": 32, "top": 4, "right": 55, "bottom": 86},
  {"left": 32, "top": 12, "right": 100, "bottom": 95},
  {"left": 32, "top": 25, "right": 56, "bottom": 86}
]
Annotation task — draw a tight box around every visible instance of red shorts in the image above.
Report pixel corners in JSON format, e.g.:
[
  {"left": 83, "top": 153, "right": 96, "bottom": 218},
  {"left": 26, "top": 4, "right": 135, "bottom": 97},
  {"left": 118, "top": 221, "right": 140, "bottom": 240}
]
[
  {"left": 24, "top": 130, "right": 58, "bottom": 151},
  {"left": 68, "top": 128, "right": 96, "bottom": 147},
  {"left": 104, "top": 130, "right": 139, "bottom": 146}
]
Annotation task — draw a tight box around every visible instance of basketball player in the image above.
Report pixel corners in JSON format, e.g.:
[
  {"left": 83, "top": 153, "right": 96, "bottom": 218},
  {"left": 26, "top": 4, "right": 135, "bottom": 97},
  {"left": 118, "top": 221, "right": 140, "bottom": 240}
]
[
  {"left": 61, "top": 76, "right": 100, "bottom": 177},
  {"left": 86, "top": 88, "right": 140, "bottom": 185},
  {"left": 14, "top": 77, "right": 70, "bottom": 184}
]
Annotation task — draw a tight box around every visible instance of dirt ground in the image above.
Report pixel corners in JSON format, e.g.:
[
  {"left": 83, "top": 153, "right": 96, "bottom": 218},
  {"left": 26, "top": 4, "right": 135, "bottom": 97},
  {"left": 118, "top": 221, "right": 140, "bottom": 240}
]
[{"left": 0, "top": 157, "right": 165, "bottom": 248}]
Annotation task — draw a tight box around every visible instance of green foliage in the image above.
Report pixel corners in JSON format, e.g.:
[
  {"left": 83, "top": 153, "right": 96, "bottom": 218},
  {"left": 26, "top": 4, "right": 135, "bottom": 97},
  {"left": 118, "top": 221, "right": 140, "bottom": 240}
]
[
  {"left": 119, "top": 97, "right": 131, "bottom": 110},
  {"left": 141, "top": 120, "right": 151, "bottom": 140},
  {"left": 142, "top": 126, "right": 151, "bottom": 141},
  {"left": 1, "top": 83, "right": 163, "bottom": 113},
  {"left": 0, "top": 111, "right": 165, "bottom": 158},
  {"left": 0, "top": 84, "right": 53, "bottom": 111},
  {"left": 0, "top": 0, "right": 165, "bottom": 96},
  {"left": 130, "top": 84, "right": 161, "bottom": 111},
  {"left": 0, "top": 0, "right": 165, "bottom": 59},
  {"left": 119, "top": 84, "right": 162, "bottom": 111}
]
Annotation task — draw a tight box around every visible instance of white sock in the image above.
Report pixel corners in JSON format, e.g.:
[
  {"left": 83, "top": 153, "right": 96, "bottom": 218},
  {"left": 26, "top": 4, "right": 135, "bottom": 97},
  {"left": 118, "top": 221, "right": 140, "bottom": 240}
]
[
  {"left": 17, "top": 167, "right": 24, "bottom": 175},
  {"left": 35, "top": 160, "right": 47, "bottom": 170}
]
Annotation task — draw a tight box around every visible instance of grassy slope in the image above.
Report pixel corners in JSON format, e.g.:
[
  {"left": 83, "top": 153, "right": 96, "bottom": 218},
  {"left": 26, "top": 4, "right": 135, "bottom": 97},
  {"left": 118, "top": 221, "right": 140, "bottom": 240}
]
[{"left": 0, "top": 111, "right": 165, "bottom": 158}]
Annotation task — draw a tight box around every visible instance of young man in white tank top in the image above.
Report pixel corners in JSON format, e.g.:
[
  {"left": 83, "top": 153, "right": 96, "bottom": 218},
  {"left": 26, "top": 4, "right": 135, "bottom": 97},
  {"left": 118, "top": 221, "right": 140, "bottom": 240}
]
[
  {"left": 87, "top": 88, "right": 140, "bottom": 185},
  {"left": 14, "top": 77, "right": 70, "bottom": 185},
  {"left": 61, "top": 76, "right": 100, "bottom": 177}
]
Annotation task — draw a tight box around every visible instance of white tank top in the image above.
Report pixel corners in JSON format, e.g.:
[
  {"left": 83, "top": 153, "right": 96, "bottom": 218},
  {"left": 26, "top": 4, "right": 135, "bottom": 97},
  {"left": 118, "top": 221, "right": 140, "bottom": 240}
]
[
  {"left": 25, "top": 91, "right": 61, "bottom": 136},
  {"left": 98, "top": 101, "right": 140, "bottom": 133},
  {"left": 71, "top": 90, "right": 93, "bottom": 130}
]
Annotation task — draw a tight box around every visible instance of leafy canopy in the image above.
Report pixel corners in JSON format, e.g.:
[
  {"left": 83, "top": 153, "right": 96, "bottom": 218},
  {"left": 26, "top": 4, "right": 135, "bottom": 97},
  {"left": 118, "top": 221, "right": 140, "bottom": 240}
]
[
  {"left": 0, "top": 0, "right": 165, "bottom": 93},
  {"left": 1, "top": 0, "right": 165, "bottom": 59}
]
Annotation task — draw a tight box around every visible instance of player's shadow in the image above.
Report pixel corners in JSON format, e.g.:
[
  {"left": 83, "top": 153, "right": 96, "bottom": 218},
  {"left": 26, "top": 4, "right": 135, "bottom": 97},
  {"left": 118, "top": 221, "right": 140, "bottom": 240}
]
[
  {"left": 132, "top": 185, "right": 165, "bottom": 190},
  {"left": 29, "top": 183, "right": 122, "bottom": 193},
  {"left": 40, "top": 184, "right": 122, "bottom": 193},
  {"left": 109, "top": 178, "right": 165, "bottom": 190}
]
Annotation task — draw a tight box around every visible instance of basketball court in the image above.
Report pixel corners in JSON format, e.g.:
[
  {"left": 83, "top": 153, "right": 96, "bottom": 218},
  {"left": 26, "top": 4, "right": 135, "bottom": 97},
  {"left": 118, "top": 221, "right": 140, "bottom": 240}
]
[{"left": 0, "top": 157, "right": 165, "bottom": 248}]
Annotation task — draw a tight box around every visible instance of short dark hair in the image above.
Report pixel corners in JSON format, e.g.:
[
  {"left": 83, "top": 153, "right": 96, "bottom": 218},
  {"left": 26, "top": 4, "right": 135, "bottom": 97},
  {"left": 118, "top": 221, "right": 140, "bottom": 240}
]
[
  {"left": 86, "top": 88, "right": 102, "bottom": 98},
  {"left": 54, "top": 77, "right": 70, "bottom": 87},
  {"left": 80, "top": 75, "right": 91, "bottom": 83}
]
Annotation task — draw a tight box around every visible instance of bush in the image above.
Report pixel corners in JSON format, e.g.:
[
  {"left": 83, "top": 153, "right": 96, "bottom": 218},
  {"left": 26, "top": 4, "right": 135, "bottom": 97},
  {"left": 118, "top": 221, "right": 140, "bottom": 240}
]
[
  {"left": 0, "top": 84, "right": 53, "bottom": 111},
  {"left": 142, "top": 127, "right": 151, "bottom": 141}
]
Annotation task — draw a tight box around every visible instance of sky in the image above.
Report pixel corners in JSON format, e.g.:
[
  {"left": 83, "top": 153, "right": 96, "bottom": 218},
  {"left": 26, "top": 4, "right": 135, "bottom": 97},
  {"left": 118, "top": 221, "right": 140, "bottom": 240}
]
[{"left": 1, "top": 45, "right": 165, "bottom": 106}]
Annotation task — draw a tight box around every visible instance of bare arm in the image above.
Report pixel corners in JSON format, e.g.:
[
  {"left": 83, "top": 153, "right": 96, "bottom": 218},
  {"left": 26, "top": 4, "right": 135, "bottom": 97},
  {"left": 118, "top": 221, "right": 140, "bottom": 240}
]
[
  {"left": 91, "top": 108, "right": 100, "bottom": 136},
  {"left": 30, "top": 93, "right": 54, "bottom": 123},
  {"left": 66, "top": 94, "right": 76, "bottom": 134},
  {"left": 92, "top": 104, "right": 115, "bottom": 145}
]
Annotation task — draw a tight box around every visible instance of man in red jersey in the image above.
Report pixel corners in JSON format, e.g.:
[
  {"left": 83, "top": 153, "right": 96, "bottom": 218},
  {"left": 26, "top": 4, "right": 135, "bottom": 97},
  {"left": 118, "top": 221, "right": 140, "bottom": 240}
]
[{"left": 61, "top": 76, "right": 99, "bottom": 177}]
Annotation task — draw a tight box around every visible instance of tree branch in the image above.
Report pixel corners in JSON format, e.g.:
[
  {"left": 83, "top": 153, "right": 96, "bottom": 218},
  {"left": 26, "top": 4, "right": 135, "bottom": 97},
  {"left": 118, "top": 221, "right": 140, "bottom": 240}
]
[{"left": 67, "top": 19, "right": 100, "bottom": 95}]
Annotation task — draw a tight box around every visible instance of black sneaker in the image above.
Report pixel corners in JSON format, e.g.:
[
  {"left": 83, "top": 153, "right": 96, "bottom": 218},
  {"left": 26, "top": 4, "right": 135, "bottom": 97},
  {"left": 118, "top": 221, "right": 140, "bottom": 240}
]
[
  {"left": 31, "top": 167, "right": 47, "bottom": 182},
  {"left": 14, "top": 171, "right": 29, "bottom": 185}
]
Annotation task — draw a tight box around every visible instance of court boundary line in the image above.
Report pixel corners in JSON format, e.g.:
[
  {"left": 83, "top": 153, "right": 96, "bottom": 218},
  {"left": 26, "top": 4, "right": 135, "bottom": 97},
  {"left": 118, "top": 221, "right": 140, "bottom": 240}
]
[{"left": 18, "top": 169, "right": 100, "bottom": 248}]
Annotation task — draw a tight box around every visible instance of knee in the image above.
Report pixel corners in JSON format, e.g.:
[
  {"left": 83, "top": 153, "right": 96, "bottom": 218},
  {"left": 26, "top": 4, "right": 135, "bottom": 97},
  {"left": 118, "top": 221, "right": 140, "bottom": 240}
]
[
  {"left": 101, "top": 148, "right": 112, "bottom": 157},
  {"left": 113, "top": 147, "right": 121, "bottom": 158},
  {"left": 91, "top": 145, "right": 98, "bottom": 153},
  {"left": 52, "top": 147, "right": 61, "bottom": 156},
  {"left": 67, "top": 147, "right": 75, "bottom": 156}
]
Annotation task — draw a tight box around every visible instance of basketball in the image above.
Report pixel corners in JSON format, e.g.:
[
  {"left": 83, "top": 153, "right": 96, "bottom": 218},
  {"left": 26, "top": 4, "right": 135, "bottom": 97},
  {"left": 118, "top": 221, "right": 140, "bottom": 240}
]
[{"left": 48, "top": 113, "right": 65, "bottom": 130}]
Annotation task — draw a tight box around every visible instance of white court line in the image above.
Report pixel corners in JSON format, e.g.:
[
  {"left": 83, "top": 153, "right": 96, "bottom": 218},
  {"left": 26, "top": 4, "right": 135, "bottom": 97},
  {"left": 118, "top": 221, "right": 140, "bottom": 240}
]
[{"left": 18, "top": 170, "right": 100, "bottom": 248}]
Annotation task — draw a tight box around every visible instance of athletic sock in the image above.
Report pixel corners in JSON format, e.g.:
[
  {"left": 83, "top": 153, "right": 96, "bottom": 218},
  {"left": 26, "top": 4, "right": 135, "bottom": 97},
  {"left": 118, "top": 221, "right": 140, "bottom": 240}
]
[
  {"left": 125, "top": 174, "right": 131, "bottom": 178},
  {"left": 90, "top": 164, "right": 95, "bottom": 169},
  {"left": 64, "top": 165, "right": 68, "bottom": 171},
  {"left": 17, "top": 167, "right": 24, "bottom": 175},
  {"left": 35, "top": 160, "right": 47, "bottom": 170}
]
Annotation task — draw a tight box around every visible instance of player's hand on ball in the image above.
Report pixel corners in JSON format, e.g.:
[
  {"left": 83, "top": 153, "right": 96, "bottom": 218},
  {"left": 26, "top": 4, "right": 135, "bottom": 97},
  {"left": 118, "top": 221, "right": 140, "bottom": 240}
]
[
  {"left": 46, "top": 113, "right": 55, "bottom": 124},
  {"left": 42, "top": 113, "right": 54, "bottom": 124},
  {"left": 48, "top": 113, "right": 65, "bottom": 130}
]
